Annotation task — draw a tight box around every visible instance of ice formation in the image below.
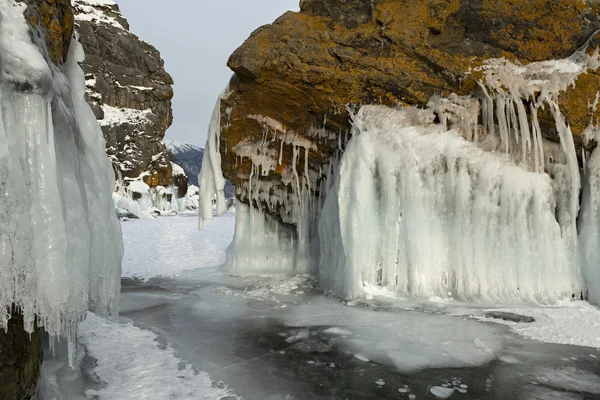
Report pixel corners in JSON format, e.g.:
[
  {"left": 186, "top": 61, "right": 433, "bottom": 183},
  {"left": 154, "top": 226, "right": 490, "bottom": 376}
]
[
  {"left": 0, "top": 1, "right": 122, "bottom": 344},
  {"left": 198, "top": 89, "right": 229, "bottom": 229},
  {"left": 319, "top": 106, "right": 578, "bottom": 301},
  {"left": 200, "top": 30, "right": 600, "bottom": 303},
  {"left": 581, "top": 125, "right": 600, "bottom": 303}
]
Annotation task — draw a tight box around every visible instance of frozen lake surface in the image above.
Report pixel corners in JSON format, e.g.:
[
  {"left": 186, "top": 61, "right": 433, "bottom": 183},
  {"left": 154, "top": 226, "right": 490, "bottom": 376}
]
[{"left": 40, "top": 211, "right": 600, "bottom": 399}]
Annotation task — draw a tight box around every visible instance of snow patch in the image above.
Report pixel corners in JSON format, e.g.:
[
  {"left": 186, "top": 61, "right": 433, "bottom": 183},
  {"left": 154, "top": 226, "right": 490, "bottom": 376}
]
[
  {"left": 98, "top": 104, "right": 152, "bottom": 127},
  {"left": 73, "top": 0, "right": 125, "bottom": 30},
  {"left": 80, "top": 313, "right": 236, "bottom": 400},
  {"left": 121, "top": 211, "right": 235, "bottom": 280},
  {"left": 476, "top": 303, "right": 600, "bottom": 348}
]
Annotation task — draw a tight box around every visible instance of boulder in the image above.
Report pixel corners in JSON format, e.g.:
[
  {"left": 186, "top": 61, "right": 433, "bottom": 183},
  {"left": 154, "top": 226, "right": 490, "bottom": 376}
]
[{"left": 221, "top": 0, "right": 600, "bottom": 214}]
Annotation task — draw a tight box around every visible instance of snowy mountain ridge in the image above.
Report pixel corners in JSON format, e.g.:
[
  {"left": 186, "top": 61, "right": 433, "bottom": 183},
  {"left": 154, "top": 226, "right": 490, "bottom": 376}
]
[
  {"left": 164, "top": 139, "right": 203, "bottom": 156},
  {"left": 164, "top": 139, "right": 204, "bottom": 187}
]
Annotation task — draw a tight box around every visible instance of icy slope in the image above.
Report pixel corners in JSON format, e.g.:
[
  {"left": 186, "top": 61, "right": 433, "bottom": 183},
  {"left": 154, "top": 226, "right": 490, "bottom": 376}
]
[{"left": 0, "top": 1, "right": 122, "bottom": 343}]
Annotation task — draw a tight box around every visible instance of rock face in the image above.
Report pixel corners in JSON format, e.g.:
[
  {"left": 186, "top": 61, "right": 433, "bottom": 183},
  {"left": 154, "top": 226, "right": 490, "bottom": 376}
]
[
  {"left": 72, "top": 0, "right": 177, "bottom": 190},
  {"left": 0, "top": 310, "right": 41, "bottom": 400},
  {"left": 221, "top": 0, "right": 600, "bottom": 215},
  {"left": 18, "top": 0, "right": 74, "bottom": 64}
]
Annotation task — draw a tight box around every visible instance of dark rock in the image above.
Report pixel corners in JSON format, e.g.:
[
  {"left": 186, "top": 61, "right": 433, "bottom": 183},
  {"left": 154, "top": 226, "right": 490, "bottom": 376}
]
[
  {"left": 116, "top": 208, "right": 140, "bottom": 220},
  {"left": 0, "top": 309, "right": 42, "bottom": 400},
  {"left": 484, "top": 311, "right": 536, "bottom": 324},
  {"left": 73, "top": 0, "right": 175, "bottom": 187}
]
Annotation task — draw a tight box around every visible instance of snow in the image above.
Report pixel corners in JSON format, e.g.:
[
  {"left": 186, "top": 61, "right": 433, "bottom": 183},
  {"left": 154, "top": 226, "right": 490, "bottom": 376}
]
[
  {"left": 72, "top": 0, "right": 125, "bottom": 31},
  {"left": 128, "top": 179, "right": 150, "bottom": 193},
  {"left": 121, "top": 211, "right": 235, "bottom": 280},
  {"left": 98, "top": 104, "right": 152, "bottom": 127},
  {"left": 77, "top": 0, "right": 116, "bottom": 5},
  {"left": 165, "top": 138, "right": 204, "bottom": 155},
  {"left": 476, "top": 302, "right": 600, "bottom": 348},
  {"left": 0, "top": 0, "right": 51, "bottom": 86},
  {"left": 0, "top": 2, "right": 121, "bottom": 349},
  {"left": 79, "top": 313, "right": 235, "bottom": 400},
  {"left": 171, "top": 161, "right": 185, "bottom": 176}
]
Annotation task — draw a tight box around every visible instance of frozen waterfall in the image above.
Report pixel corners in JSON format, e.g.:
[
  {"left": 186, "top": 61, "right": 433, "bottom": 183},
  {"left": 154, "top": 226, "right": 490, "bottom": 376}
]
[
  {"left": 199, "top": 32, "right": 600, "bottom": 304},
  {"left": 0, "top": 1, "right": 122, "bottom": 346},
  {"left": 319, "top": 106, "right": 578, "bottom": 302}
]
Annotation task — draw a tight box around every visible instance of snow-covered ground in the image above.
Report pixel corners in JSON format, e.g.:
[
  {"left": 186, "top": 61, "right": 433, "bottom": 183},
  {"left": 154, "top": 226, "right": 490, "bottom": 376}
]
[{"left": 120, "top": 210, "right": 235, "bottom": 280}]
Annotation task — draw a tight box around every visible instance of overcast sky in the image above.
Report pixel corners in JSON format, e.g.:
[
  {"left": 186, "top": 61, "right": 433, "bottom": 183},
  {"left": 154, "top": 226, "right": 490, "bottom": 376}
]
[{"left": 116, "top": 0, "right": 300, "bottom": 147}]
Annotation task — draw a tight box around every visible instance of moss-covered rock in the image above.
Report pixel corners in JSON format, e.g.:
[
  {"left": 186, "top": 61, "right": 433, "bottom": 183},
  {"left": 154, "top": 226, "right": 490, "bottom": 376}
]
[{"left": 221, "top": 0, "right": 600, "bottom": 209}]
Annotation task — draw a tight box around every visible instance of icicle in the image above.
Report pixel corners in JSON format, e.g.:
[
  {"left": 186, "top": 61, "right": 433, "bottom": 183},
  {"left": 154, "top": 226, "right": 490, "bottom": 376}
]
[
  {"left": 279, "top": 139, "right": 284, "bottom": 165},
  {"left": 198, "top": 88, "right": 229, "bottom": 229},
  {"left": 304, "top": 147, "right": 311, "bottom": 193}
]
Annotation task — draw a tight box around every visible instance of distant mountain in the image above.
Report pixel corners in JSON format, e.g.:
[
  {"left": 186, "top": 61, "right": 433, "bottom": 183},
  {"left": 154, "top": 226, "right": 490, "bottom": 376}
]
[
  {"left": 165, "top": 139, "right": 204, "bottom": 186},
  {"left": 164, "top": 139, "right": 234, "bottom": 197},
  {"left": 164, "top": 139, "right": 203, "bottom": 157}
]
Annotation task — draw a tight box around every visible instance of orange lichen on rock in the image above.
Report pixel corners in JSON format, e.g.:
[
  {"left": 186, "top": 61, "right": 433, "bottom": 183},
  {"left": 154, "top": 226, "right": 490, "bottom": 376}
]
[
  {"left": 480, "top": 0, "right": 595, "bottom": 61},
  {"left": 21, "top": 0, "right": 74, "bottom": 64},
  {"left": 221, "top": 0, "right": 600, "bottom": 208}
]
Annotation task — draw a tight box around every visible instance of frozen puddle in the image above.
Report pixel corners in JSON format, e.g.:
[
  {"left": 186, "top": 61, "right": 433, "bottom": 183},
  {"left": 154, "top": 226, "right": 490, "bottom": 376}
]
[{"left": 111, "top": 274, "right": 600, "bottom": 400}]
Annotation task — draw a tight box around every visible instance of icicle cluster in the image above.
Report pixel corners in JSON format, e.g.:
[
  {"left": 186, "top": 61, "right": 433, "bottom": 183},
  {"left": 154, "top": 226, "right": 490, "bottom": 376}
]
[
  {"left": 320, "top": 105, "right": 579, "bottom": 301},
  {"left": 0, "top": 1, "right": 122, "bottom": 345},
  {"left": 200, "top": 30, "right": 600, "bottom": 304}
]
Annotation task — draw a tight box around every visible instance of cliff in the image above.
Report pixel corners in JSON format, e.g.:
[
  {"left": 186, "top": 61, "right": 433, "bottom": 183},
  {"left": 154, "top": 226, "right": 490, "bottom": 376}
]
[
  {"left": 72, "top": 0, "right": 185, "bottom": 194},
  {"left": 220, "top": 0, "right": 600, "bottom": 217}
]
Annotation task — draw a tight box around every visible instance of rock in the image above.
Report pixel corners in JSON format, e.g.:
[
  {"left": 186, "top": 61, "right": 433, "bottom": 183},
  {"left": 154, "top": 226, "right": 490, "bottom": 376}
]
[
  {"left": 484, "top": 311, "right": 535, "bottom": 324},
  {"left": 72, "top": 0, "right": 175, "bottom": 188},
  {"left": 0, "top": 309, "right": 42, "bottom": 400},
  {"left": 220, "top": 0, "right": 600, "bottom": 218},
  {"left": 116, "top": 208, "right": 140, "bottom": 220},
  {"left": 18, "top": 0, "right": 74, "bottom": 64}
]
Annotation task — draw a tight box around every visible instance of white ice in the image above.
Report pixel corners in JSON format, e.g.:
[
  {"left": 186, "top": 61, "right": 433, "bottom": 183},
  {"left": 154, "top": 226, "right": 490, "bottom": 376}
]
[
  {"left": 319, "top": 105, "right": 578, "bottom": 303},
  {"left": 0, "top": 2, "right": 122, "bottom": 344},
  {"left": 198, "top": 89, "right": 229, "bottom": 229}
]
